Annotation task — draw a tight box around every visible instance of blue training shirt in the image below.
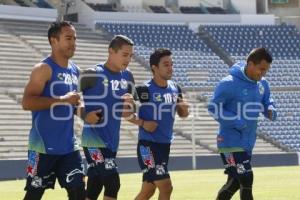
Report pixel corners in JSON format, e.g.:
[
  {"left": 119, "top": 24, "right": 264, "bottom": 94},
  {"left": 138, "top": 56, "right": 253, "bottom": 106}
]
[
  {"left": 137, "top": 79, "right": 181, "bottom": 143},
  {"left": 28, "top": 57, "right": 80, "bottom": 154},
  {"left": 81, "top": 64, "right": 135, "bottom": 153}
]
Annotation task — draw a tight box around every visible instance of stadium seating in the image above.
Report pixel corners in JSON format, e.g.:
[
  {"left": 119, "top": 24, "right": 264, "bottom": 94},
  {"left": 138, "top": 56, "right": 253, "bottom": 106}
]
[
  {"left": 96, "top": 21, "right": 285, "bottom": 154},
  {"left": 258, "top": 91, "right": 300, "bottom": 152},
  {"left": 0, "top": 19, "right": 152, "bottom": 159},
  {"left": 202, "top": 24, "right": 300, "bottom": 59},
  {"left": 0, "top": 19, "right": 219, "bottom": 159},
  {"left": 97, "top": 22, "right": 227, "bottom": 88}
]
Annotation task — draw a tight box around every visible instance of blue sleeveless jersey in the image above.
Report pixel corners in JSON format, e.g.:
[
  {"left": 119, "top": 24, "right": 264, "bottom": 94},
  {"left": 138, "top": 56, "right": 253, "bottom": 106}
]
[
  {"left": 28, "top": 57, "right": 80, "bottom": 154},
  {"left": 81, "top": 64, "right": 134, "bottom": 152},
  {"left": 138, "top": 79, "right": 180, "bottom": 143}
]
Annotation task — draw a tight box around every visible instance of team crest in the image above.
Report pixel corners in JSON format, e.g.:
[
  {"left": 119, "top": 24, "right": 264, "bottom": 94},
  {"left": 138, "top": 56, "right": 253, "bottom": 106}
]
[
  {"left": 258, "top": 82, "right": 264, "bottom": 95},
  {"left": 154, "top": 93, "right": 162, "bottom": 102},
  {"left": 120, "top": 79, "right": 128, "bottom": 89},
  {"left": 102, "top": 78, "right": 108, "bottom": 87},
  {"left": 242, "top": 89, "right": 248, "bottom": 96}
]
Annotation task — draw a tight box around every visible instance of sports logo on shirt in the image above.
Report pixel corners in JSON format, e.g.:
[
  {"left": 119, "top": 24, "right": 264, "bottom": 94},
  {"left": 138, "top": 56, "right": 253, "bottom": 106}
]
[
  {"left": 258, "top": 82, "right": 265, "bottom": 95},
  {"left": 154, "top": 93, "right": 162, "bottom": 102},
  {"left": 103, "top": 78, "right": 109, "bottom": 87},
  {"left": 140, "top": 145, "right": 155, "bottom": 168},
  {"left": 57, "top": 73, "right": 78, "bottom": 85},
  {"left": 88, "top": 148, "right": 104, "bottom": 164},
  {"left": 120, "top": 79, "right": 128, "bottom": 89}
]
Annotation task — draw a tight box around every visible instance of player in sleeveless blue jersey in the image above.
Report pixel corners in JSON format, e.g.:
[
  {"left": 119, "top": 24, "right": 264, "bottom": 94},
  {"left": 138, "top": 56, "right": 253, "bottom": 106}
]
[
  {"left": 79, "top": 35, "right": 157, "bottom": 200},
  {"left": 22, "top": 21, "right": 85, "bottom": 200},
  {"left": 208, "top": 48, "right": 277, "bottom": 200},
  {"left": 134, "top": 49, "right": 189, "bottom": 200}
]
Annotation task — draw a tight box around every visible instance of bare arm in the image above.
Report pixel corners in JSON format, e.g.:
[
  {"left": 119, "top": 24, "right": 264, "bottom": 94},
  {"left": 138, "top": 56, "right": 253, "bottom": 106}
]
[{"left": 22, "top": 63, "right": 80, "bottom": 111}]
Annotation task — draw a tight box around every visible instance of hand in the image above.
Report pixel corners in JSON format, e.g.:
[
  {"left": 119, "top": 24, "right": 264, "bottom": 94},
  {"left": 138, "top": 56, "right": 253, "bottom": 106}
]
[
  {"left": 142, "top": 120, "right": 158, "bottom": 133},
  {"left": 60, "top": 91, "right": 80, "bottom": 106},
  {"left": 122, "top": 93, "right": 135, "bottom": 107},
  {"left": 85, "top": 109, "right": 103, "bottom": 124}
]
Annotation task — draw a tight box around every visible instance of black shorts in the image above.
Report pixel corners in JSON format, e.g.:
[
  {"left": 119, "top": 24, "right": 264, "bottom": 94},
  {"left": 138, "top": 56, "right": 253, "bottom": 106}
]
[
  {"left": 137, "top": 140, "right": 171, "bottom": 182},
  {"left": 25, "top": 150, "right": 85, "bottom": 190},
  {"left": 83, "top": 147, "right": 118, "bottom": 178},
  {"left": 220, "top": 151, "right": 252, "bottom": 178}
]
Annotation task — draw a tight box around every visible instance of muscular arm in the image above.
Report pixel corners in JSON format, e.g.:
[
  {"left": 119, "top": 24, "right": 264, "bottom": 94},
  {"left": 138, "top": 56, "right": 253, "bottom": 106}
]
[{"left": 22, "top": 63, "right": 80, "bottom": 111}]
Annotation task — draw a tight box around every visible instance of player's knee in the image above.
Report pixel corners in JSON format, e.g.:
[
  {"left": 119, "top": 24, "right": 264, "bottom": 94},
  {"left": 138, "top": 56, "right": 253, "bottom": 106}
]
[
  {"left": 157, "top": 182, "right": 173, "bottom": 195},
  {"left": 239, "top": 172, "right": 253, "bottom": 188},
  {"left": 66, "top": 186, "right": 86, "bottom": 200},
  {"left": 23, "top": 188, "right": 45, "bottom": 200},
  {"left": 103, "top": 173, "right": 120, "bottom": 198}
]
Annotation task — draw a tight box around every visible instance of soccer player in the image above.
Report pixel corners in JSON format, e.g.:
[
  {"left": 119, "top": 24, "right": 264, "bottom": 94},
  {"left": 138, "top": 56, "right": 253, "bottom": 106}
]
[
  {"left": 79, "top": 35, "right": 157, "bottom": 200},
  {"left": 134, "top": 48, "right": 189, "bottom": 200},
  {"left": 22, "top": 21, "right": 85, "bottom": 200},
  {"left": 208, "top": 48, "right": 277, "bottom": 200}
]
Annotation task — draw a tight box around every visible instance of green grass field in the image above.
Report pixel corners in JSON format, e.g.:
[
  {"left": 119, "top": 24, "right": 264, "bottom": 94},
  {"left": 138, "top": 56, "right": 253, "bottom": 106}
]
[{"left": 1, "top": 166, "right": 299, "bottom": 200}]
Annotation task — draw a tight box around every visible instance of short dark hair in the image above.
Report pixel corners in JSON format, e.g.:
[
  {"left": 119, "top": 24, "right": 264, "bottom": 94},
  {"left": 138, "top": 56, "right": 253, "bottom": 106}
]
[
  {"left": 150, "top": 48, "right": 172, "bottom": 67},
  {"left": 109, "top": 35, "right": 134, "bottom": 51},
  {"left": 246, "top": 47, "right": 272, "bottom": 65},
  {"left": 48, "top": 21, "right": 73, "bottom": 45}
]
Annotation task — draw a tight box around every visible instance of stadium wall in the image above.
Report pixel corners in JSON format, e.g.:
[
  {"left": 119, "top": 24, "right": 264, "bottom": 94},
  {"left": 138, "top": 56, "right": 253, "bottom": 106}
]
[
  {"left": 0, "top": 153, "right": 298, "bottom": 180},
  {"left": 0, "top": 5, "right": 57, "bottom": 21}
]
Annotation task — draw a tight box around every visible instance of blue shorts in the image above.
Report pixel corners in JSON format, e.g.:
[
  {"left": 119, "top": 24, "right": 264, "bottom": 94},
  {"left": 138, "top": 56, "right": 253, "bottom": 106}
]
[
  {"left": 25, "top": 150, "right": 85, "bottom": 190},
  {"left": 137, "top": 140, "right": 170, "bottom": 183},
  {"left": 220, "top": 151, "right": 252, "bottom": 178},
  {"left": 83, "top": 147, "right": 118, "bottom": 178}
]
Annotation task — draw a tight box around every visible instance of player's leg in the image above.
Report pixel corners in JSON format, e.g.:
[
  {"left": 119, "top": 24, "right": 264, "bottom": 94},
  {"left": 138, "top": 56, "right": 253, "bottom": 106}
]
[
  {"left": 135, "top": 140, "right": 160, "bottom": 200},
  {"left": 99, "top": 148, "right": 120, "bottom": 200},
  {"left": 137, "top": 140, "right": 172, "bottom": 200},
  {"left": 102, "top": 172, "right": 120, "bottom": 200},
  {"left": 135, "top": 181, "right": 156, "bottom": 200},
  {"left": 154, "top": 178, "right": 173, "bottom": 200},
  {"left": 23, "top": 188, "right": 45, "bottom": 200},
  {"left": 231, "top": 151, "right": 253, "bottom": 200},
  {"left": 216, "top": 175, "right": 240, "bottom": 200},
  {"left": 238, "top": 171, "right": 253, "bottom": 200},
  {"left": 56, "top": 150, "right": 85, "bottom": 200},
  {"left": 83, "top": 147, "right": 105, "bottom": 200},
  {"left": 216, "top": 153, "right": 241, "bottom": 200},
  {"left": 23, "top": 150, "right": 57, "bottom": 200},
  {"left": 85, "top": 174, "right": 104, "bottom": 200}
]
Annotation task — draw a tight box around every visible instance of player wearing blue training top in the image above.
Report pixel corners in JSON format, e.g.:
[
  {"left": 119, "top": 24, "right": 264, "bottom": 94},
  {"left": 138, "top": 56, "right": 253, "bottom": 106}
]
[
  {"left": 208, "top": 48, "right": 277, "bottom": 200},
  {"left": 80, "top": 35, "right": 157, "bottom": 200},
  {"left": 134, "top": 48, "right": 189, "bottom": 200},
  {"left": 22, "top": 21, "right": 85, "bottom": 200}
]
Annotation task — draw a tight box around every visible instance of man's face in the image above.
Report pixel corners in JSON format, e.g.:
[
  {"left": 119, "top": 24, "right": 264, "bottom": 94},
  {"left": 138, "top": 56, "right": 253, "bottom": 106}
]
[
  {"left": 109, "top": 44, "right": 133, "bottom": 71},
  {"left": 153, "top": 55, "right": 173, "bottom": 80},
  {"left": 52, "top": 26, "right": 76, "bottom": 59},
  {"left": 248, "top": 60, "right": 270, "bottom": 81}
]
